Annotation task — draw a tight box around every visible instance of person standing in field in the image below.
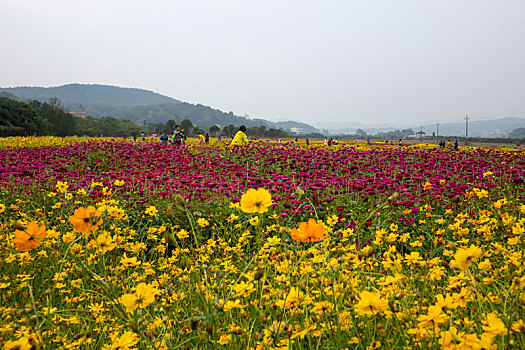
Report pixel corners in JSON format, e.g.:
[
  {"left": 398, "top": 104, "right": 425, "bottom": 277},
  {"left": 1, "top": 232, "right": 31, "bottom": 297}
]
[
  {"left": 173, "top": 125, "right": 182, "bottom": 146},
  {"left": 230, "top": 125, "right": 248, "bottom": 146},
  {"left": 160, "top": 132, "right": 169, "bottom": 144},
  {"left": 205, "top": 133, "right": 209, "bottom": 144},
  {"left": 198, "top": 132, "right": 205, "bottom": 145}
]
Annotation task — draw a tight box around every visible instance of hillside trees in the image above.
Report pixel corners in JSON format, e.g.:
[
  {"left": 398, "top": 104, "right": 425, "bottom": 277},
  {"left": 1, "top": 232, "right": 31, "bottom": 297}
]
[
  {"left": 180, "top": 119, "right": 193, "bottom": 135},
  {"left": 29, "top": 100, "right": 78, "bottom": 136},
  {"left": 222, "top": 124, "right": 236, "bottom": 137},
  {"left": 0, "top": 97, "right": 44, "bottom": 136},
  {"left": 165, "top": 120, "right": 176, "bottom": 133},
  {"left": 208, "top": 125, "right": 220, "bottom": 137},
  {"left": 509, "top": 128, "right": 525, "bottom": 138}
]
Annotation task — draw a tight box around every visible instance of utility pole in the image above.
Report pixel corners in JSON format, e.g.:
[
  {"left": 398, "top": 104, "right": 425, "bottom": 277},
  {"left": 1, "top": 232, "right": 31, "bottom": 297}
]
[{"left": 465, "top": 115, "right": 469, "bottom": 145}]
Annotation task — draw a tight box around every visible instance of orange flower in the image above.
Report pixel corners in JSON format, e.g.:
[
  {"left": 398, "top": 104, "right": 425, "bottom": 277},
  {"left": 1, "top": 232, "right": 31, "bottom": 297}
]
[
  {"left": 13, "top": 221, "right": 46, "bottom": 251},
  {"left": 69, "top": 206, "right": 103, "bottom": 233},
  {"left": 291, "top": 218, "right": 328, "bottom": 243},
  {"left": 422, "top": 181, "right": 432, "bottom": 190}
]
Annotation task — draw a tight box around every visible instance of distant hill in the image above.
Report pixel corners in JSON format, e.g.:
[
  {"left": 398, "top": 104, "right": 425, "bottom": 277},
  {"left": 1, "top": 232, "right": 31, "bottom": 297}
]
[
  {"left": 0, "top": 84, "right": 320, "bottom": 133},
  {"left": 418, "top": 117, "right": 525, "bottom": 138},
  {"left": 0, "top": 91, "right": 21, "bottom": 101},
  {"left": 2, "top": 84, "right": 178, "bottom": 107},
  {"left": 314, "top": 117, "right": 525, "bottom": 138}
]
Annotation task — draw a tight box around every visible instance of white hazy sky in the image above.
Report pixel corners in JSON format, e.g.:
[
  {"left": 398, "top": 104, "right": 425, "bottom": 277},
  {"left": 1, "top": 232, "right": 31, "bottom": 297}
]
[{"left": 2, "top": 0, "right": 525, "bottom": 126}]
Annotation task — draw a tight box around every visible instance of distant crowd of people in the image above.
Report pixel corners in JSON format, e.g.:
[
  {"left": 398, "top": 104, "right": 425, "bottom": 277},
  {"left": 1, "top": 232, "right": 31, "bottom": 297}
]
[
  {"left": 125, "top": 126, "right": 462, "bottom": 150},
  {"left": 439, "top": 139, "right": 459, "bottom": 150}
]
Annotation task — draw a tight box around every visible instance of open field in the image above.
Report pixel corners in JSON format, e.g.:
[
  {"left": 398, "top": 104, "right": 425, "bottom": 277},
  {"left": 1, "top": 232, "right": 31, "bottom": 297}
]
[{"left": 1, "top": 136, "right": 524, "bottom": 349}]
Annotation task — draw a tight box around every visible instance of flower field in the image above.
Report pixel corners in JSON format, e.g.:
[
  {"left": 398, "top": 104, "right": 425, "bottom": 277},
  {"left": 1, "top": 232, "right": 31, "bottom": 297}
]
[{"left": 1, "top": 136, "right": 524, "bottom": 349}]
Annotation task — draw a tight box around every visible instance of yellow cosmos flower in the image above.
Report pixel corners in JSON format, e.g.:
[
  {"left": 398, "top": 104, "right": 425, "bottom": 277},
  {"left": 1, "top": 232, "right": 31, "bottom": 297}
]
[
  {"left": 223, "top": 299, "right": 246, "bottom": 311},
  {"left": 119, "top": 283, "right": 158, "bottom": 313},
  {"left": 275, "top": 287, "right": 312, "bottom": 308},
  {"left": 310, "top": 301, "right": 333, "bottom": 315},
  {"left": 217, "top": 334, "right": 232, "bottom": 345},
  {"left": 234, "top": 281, "right": 256, "bottom": 297},
  {"left": 417, "top": 305, "right": 446, "bottom": 328},
  {"left": 121, "top": 253, "right": 141, "bottom": 267},
  {"left": 177, "top": 229, "right": 189, "bottom": 239},
  {"left": 454, "top": 245, "right": 482, "bottom": 271},
  {"left": 114, "top": 179, "right": 125, "bottom": 187},
  {"left": 197, "top": 218, "right": 210, "bottom": 227},
  {"left": 56, "top": 180, "right": 68, "bottom": 193},
  {"left": 240, "top": 188, "right": 273, "bottom": 214},
  {"left": 13, "top": 221, "right": 46, "bottom": 252},
  {"left": 227, "top": 213, "right": 239, "bottom": 223},
  {"left": 102, "top": 331, "right": 139, "bottom": 350},
  {"left": 290, "top": 218, "right": 328, "bottom": 243},
  {"left": 92, "top": 232, "right": 116, "bottom": 254},
  {"left": 144, "top": 206, "right": 158, "bottom": 216},
  {"left": 354, "top": 291, "right": 388, "bottom": 316},
  {"left": 326, "top": 215, "right": 338, "bottom": 226},
  {"left": 482, "top": 312, "right": 507, "bottom": 337},
  {"left": 248, "top": 216, "right": 260, "bottom": 226}
]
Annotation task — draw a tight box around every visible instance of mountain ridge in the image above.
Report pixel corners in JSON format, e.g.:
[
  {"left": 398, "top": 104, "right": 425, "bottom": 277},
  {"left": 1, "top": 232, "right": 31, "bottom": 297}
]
[{"left": 0, "top": 84, "right": 320, "bottom": 134}]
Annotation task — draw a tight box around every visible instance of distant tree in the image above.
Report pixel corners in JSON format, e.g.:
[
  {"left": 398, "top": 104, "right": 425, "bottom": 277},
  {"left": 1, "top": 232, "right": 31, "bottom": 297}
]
[
  {"left": 48, "top": 96, "right": 63, "bottom": 109},
  {"left": 165, "top": 120, "right": 176, "bottom": 133},
  {"left": 509, "top": 128, "right": 525, "bottom": 138},
  {"left": 0, "top": 97, "right": 44, "bottom": 136},
  {"left": 155, "top": 122, "right": 166, "bottom": 134},
  {"left": 181, "top": 119, "right": 193, "bottom": 135},
  {"left": 223, "top": 124, "right": 236, "bottom": 137},
  {"left": 30, "top": 100, "right": 77, "bottom": 136},
  {"left": 402, "top": 128, "right": 415, "bottom": 136},
  {"left": 209, "top": 125, "right": 220, "bottom": 137},
  {"left": 356, "top": 128, "right": 367, "bottom": 137}
]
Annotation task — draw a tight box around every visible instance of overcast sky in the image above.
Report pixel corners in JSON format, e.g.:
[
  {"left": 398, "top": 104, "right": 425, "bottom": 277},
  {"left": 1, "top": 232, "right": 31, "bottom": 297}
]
[{"left": 2, "top": 0, "right": 525, "bottom": 126}]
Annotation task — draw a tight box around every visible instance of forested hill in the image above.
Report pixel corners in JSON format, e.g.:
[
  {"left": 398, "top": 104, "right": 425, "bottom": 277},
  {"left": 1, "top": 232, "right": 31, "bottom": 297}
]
[
  {"left": 0, "top": 84, "right": 320, "bottom": 133},
  {"left": 2, "top": 84, "right": 179, "bottom": 107}
]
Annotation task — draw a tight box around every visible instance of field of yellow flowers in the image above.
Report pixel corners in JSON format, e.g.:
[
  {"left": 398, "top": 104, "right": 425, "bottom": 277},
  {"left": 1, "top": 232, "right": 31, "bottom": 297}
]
[{"left": 1, "top": 136, "right": 524, "bottom": 349}]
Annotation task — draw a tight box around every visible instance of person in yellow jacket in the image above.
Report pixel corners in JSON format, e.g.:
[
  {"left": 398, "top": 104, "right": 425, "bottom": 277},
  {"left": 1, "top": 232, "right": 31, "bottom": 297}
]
[{"left": 230, "top": 125, "right": 249, "bottom": 146}]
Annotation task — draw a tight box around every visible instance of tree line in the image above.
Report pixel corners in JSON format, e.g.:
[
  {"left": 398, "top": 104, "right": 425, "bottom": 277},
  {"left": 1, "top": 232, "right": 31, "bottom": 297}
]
[{"left": 0, "top": 97, "right": 305, "bottom": 139}]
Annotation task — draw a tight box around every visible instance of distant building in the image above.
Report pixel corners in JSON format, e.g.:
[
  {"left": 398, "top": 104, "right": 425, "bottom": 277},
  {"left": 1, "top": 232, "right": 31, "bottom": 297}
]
[
  {"left": 290, "top": 127, "right": 303, "bottom": 134},
  {"left": 69, "top": 111, "right": 86, "bottom": 118}
]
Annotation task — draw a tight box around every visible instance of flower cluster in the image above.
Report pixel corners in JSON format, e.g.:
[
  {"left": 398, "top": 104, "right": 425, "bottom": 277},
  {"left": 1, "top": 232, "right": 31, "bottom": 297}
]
[{"left": 1, "top": 137, "right": 524, "bottom": 349}]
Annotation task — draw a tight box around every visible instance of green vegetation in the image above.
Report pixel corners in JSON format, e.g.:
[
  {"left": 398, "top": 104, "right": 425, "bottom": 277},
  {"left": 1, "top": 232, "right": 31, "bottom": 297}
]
[
  {"left": 0, "top": 97, "right": 43, "bottom": 136},
  {"left": 1, "top": 84, "right": 319, "bottom": 133}
]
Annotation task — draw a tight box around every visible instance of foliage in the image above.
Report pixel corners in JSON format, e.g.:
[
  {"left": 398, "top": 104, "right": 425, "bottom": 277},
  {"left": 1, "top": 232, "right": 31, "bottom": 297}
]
[
  {"left": 375, "top": 128, "right": 415, "bottom": 139},
  {"left": 180, "top": 119, "right": 194, "bottom": 136},
  {"left": 1, "top": 84, "right": 321, "bottom": 133},
  {"left": 0, "top": 97, "right": 44, "bottom": 136},
  {"left": 29, "top": 100, "right": 78, "bottom": 136},
  {"left": 509, "top": 127, "right": 525, "bottom": 138}
]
